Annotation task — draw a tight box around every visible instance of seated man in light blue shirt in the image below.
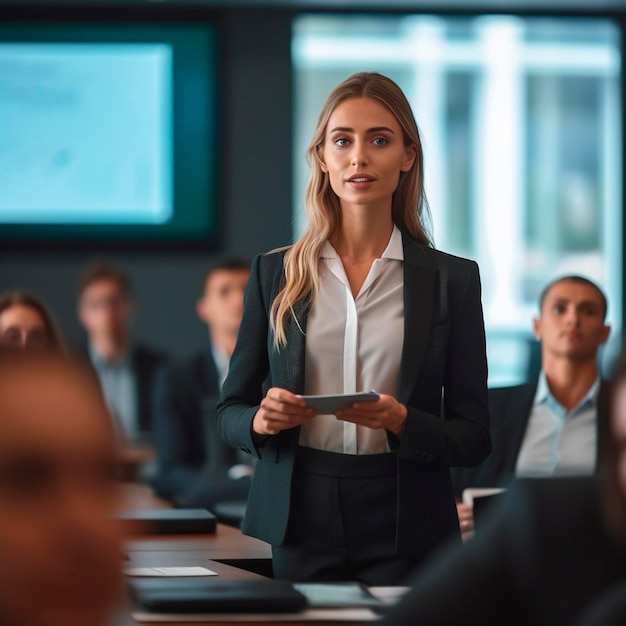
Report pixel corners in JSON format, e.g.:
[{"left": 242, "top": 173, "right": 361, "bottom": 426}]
[
  {"left": 514, "top": 372, "right": 599, "bottom": 478},
  {"left": 452, "top": 275, "right": 610, "bottom": 535}
]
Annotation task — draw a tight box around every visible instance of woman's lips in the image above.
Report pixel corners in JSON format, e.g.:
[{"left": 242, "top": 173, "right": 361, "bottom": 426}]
[{"left": 347, "top": 175, "right": 375, "bottom": 189}]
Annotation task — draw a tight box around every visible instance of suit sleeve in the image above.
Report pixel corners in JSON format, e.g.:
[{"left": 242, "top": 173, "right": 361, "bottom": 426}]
[
  {"left": 152, "top": 365, "right": 204, "bottom": 503},
  {"left": 216, "top": 254, "right": 273, "bottom": 460},
  {"left": 451, "top": 384, "right": 535, "bottom": 496},
  {"left": 396, "top": 260, "right": 491, "bottom": 467},
  {"left": 135, "top": 346, "right": 170, "bottom": 434}
]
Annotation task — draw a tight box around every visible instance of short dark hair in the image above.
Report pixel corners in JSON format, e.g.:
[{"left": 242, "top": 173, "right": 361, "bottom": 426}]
[
  {"left": 77, "top": 260, "right": 132, "bottom": 299},
  {"left": 539, "top": 275, "right": 608, "bottom": 321},
  {"left": 200, "top": 257, "right": 250, "bottom": 297}
]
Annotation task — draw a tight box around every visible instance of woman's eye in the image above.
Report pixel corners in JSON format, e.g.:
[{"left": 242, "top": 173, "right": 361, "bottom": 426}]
[
  {"left": 373, "top": 137, "right": 388, "bottom": 146},
  {"left": 334, "top": 138, "right": 349, "bottom": 147}
]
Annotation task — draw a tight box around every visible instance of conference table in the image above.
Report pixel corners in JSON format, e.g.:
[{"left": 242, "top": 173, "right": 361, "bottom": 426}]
[
  {"left": 115, "top": 483, "right": 394, "bottom": 625},
  {"left": 120, "top": 482, "right": 271, "bottom": 561}
]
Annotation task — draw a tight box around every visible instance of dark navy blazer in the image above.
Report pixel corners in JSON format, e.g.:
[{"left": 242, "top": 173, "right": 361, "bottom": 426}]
[
  {"left": 152, "top": 349, "right": 240, "bottom": 504},
  {"left": 451, "top": 377, "right": 606, "bottom": 499},
  {"left": 217, "top": 233, "right": 491, "bottom": 558},
  {"left": 81, "top": 343, "right": 169, "bottom": 435}
]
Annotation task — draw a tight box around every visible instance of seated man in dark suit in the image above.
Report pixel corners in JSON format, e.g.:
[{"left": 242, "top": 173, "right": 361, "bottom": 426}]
[
  {"left": 153, "top": 258, "right": 253, "bottom": 510},
  {"left": 452, "top": 275, "right": 610, "bottom": 535},
  {"left": 77, "top": 259, "right": 169, "bottom": 441}
]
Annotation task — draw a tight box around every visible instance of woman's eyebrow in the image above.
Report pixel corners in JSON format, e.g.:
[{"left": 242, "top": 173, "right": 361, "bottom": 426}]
[{"left": 328, "top": 126, "right": 396, "bottom": 134}]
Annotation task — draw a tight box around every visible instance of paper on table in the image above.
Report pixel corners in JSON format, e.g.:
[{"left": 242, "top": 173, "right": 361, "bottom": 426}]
[
  {"left": 293, "top": 582, "right": 382, "bottom": 608},
  {"left": 125, "top": 567, "right": 218, "bottom": 577},
  {"left": 368, "top": 586, "right": 411, "bottom": 605},
  {"left": 461, "top": 487, "right": 506, "bottom": 506}
]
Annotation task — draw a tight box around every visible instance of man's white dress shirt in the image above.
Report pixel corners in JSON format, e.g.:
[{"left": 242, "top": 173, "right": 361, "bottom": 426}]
[{"left": 515, "top": 370, "right": 599, "bottom": 477}]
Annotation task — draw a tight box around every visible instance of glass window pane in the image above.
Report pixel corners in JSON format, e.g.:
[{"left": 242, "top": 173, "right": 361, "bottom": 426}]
[{"left": 293, "top": 14, "right": 622, "bottom": 386}]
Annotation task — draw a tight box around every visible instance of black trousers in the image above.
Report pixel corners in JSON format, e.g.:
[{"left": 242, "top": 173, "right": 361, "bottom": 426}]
[{"left": 271, "top": 446, "right": 420, "bottom": 586}]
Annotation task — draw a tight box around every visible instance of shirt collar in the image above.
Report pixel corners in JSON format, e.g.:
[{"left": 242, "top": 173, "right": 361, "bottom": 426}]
[
  {"left": 534, "top": 369, "right": 601, "bottom": 408},
  {"left": 89, "top": 344, "right": 131, "bottom": 368},
  {"left": 210, "top": 344, "right": 230, "bottom": 389},
  {"left": 320, "top": 224, "right": 404, "bottom": 261}
]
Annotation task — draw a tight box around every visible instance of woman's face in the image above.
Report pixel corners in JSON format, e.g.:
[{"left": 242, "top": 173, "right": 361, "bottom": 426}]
[
  {"left": 0, "top": 305, "right": 49, "bottom": 350},
  {"left": 320, "top": 97, "right": 416, "bottom": 216}
]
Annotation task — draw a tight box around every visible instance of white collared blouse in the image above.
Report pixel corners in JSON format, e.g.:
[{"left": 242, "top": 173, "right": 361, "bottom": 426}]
[{"left": 299, "top": 225, "right": 405, "bottom": 455}]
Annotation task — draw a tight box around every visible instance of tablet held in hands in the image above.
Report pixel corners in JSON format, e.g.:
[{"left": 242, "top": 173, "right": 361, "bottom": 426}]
[{"left": 296, "top": 391, "right": 380, "bottom": 414}]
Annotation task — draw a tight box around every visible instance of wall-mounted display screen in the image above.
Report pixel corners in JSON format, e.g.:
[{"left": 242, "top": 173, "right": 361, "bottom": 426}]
[{"left": 0, "top": 22, "right": 218, "bottom": 249}]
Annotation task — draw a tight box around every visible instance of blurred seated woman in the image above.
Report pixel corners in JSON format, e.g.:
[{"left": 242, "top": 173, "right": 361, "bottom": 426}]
[{"left": 0, "top": 290, "right": 67, "bottom": 353}]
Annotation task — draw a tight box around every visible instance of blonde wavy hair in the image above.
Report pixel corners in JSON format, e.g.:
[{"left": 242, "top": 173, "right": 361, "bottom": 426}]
[{"left": 270, "top": 72, "right": 432, "bottom": 348}]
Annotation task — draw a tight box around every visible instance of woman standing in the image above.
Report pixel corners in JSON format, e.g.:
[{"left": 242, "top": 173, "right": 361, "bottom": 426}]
[{"left": 217, "top": 72, "right": 491, "bottom": 584}]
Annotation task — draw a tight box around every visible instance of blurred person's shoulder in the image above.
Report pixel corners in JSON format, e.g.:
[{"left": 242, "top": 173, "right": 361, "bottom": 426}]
[
  {"left": 165, "top": 350, "right": 215, "bottom": 392},
  {"left": 133, "top": 343, "right": 170, "bottom": 367},
  {"left": 507, "top": 476, "right": 599, "bottom": 536}
]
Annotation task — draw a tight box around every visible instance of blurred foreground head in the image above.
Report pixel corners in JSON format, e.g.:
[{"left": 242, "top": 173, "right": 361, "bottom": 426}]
[
  {"left": 599, "top": 350, "right": 626, "bottom": 547},
  {"left": 0, "top": 350, "right": 122, "bottom": 626}
]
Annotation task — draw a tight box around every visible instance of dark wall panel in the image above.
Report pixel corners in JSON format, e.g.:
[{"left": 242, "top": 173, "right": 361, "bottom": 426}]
[{"left": 0, "top": 9, "right": 294, "bottom": 359}]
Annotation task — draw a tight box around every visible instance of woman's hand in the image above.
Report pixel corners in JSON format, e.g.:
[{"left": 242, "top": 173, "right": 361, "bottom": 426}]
[
  {"left": 334, "top": 393, "right": 408, "bottom": 435},
  {"left": 252, "top": 387, "right": 317, "bottom": 436}
]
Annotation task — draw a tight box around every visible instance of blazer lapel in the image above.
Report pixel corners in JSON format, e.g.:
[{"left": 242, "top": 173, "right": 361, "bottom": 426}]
[
  {"left": 283, "top": 297, "right": 309, "bottom": 393},
  {"left": 278, "top": 238, "right": 436, "bottom": 400},
  {"left": 397, "top": 237, "right": 437, "bottom": 403}
]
